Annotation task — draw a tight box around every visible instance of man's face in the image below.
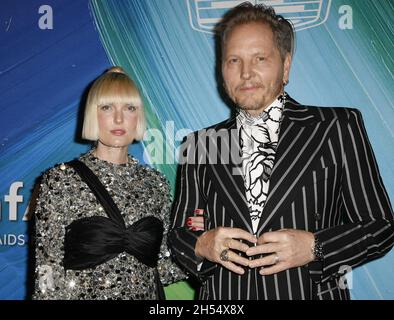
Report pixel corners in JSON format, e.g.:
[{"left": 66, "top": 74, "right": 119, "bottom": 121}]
[{"left": 222, "top": 22, "right": 291, "bottom": 116}]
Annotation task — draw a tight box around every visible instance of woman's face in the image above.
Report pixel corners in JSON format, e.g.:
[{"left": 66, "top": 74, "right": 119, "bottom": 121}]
[{"left": 97, "top": 102, "right": 138, "bottom": 148}]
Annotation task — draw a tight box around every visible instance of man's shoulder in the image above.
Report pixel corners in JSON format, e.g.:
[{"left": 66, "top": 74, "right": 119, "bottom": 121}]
[
  {"left": 288, "top": 98, "right": 361, "bottom": 122},
  {"left": 311, "top": 105, "right": 360, "bottom": 121}
]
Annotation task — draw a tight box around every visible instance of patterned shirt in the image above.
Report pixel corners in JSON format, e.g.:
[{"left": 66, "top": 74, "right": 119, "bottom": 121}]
[{"left": 236, "top": 94, "right": 285, "bottom": 234}]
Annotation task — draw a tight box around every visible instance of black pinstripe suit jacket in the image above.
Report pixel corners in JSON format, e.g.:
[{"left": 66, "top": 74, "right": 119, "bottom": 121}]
[{"left": 168, "top": 97, "right": 394, "bottom": 300}]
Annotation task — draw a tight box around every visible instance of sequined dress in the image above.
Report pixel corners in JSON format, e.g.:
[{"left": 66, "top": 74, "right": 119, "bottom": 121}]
[{"left": 33, "top": 150, "right": 186, "bottom": 299}]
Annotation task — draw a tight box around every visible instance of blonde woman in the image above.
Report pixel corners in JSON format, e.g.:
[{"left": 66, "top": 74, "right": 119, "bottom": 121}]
[{"left": 33, "top": 67, "right": 185, "bottom": 299}]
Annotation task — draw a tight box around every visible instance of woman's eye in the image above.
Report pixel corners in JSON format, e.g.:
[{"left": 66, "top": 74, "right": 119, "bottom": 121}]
[
  {"left": 100, "top": 105, "right": 111, "bottom": 111},
  {"left": 127, "top": 105, "right": 136, "bottom": 112}
]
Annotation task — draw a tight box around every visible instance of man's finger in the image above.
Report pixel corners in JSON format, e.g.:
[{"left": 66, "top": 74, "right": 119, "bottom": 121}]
[
  {"left": 227, "top": 238, "right": 252, "bottom": 253},
  {"left": 227, "top": 228, "right": 257, "bottom": 244},
  {"left": 258, "top": 231, "right": 284, "bottom": 244},
  {"left": 249, "top": 253, "right": 280, "bottom": 268},
  {"left": 259, "top": 264, "right": 284, "bottom": 276},
  {"left": 226, "top": 250, "right": 251, "bottom": 267},
  {"left": 246, "top": 243, "right": 279, "bottom": 256},
  {"left": 222, "top": 261, "right": 245, "bottom": 275}
]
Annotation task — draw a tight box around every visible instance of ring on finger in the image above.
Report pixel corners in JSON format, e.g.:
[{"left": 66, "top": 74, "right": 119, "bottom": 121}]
[{"left": 220, "top": 249, "right": 230, "bottom": 262}]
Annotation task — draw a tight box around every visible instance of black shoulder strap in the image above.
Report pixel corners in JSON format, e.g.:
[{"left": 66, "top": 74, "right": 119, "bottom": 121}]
[{"left": 67, "top": 160, "right": 126, "bottom": 229}]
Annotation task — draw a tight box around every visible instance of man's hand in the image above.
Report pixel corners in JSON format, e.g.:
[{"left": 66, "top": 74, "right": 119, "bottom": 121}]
[
  {"left": 195, "top": 227, "right": 257, "bottom": 275},
  {"left": 246, "top": 229, "right": 315, "bottom": 275}
]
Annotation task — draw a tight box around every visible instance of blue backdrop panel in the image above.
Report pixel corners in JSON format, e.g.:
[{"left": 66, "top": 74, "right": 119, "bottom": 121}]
[{"left": 0, "top": 0, "right": 114, "bottom": 299}]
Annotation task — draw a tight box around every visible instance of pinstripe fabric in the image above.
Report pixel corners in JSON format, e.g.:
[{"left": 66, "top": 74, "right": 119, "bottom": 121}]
[{"left": 169, "top": 97, "right": 394, "bottom": 300}]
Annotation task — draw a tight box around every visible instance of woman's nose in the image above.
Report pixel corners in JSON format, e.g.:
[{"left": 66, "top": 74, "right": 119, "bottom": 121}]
[{"left": 114, "top": 110, "right": 123, "bottom": 124}]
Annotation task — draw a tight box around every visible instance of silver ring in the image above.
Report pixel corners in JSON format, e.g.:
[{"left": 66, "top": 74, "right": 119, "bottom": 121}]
[
  {"left": 274, "top": 253, "right": 280, "bottom": 264},
  {"left": 220, "top": 249, "right": 229, "bottom": 262}
]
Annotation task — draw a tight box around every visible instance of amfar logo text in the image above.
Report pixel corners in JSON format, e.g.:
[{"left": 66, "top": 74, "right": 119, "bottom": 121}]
[{"left": 0, "top": 182, "right": 28, "bottom": 246}]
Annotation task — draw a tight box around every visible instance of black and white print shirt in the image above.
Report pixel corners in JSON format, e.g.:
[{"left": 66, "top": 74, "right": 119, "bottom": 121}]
[{"left": 237, "top": 95, "right": 285, "bottom": 234}]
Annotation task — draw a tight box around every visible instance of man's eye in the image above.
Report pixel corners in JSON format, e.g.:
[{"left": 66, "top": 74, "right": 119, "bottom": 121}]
[
  {"left": 228, "top": 58, "right": 239, "bottom": 64},
  {"left": 257, "top": 56, "right": 265, "bottom": 62}
]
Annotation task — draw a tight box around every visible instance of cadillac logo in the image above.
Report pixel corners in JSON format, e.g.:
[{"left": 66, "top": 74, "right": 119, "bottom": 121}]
[{"left": 187, "top": 0, "right": 332, "bottom": 33}]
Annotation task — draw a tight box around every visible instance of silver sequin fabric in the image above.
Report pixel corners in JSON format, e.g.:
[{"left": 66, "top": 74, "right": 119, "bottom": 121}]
[{"left": 33, "top": 150, "right": 186, "bottom": 300}]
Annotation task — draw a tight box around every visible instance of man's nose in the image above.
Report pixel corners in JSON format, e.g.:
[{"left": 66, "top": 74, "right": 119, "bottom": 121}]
[{"left": 241, "top": 62, "right": 253, "bottom": 80}]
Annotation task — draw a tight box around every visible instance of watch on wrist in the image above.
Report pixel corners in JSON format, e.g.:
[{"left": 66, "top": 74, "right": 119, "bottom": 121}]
[{"left": 311, "top": 236, "right": 324, "bottom": 261}]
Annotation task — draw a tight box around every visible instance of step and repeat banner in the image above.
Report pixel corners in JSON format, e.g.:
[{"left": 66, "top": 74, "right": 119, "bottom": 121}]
[{"left": 0, "top": 0, "right": 393, "bottom": 299}]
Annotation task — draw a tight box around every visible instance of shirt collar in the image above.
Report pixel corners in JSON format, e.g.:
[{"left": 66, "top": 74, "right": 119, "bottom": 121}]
[{"left": 236, "top": 93, "right": 286, "bottom": 134}]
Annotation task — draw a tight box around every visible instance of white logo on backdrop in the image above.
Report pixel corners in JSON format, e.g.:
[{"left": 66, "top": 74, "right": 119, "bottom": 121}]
[{"left": 187, "top": 0, "right": 332, "bottom": 33}]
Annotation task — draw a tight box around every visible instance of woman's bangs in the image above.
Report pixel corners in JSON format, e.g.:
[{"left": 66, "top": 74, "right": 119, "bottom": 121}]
[{"left": 95, "top": 78, "right": 141, "bottom": 108}]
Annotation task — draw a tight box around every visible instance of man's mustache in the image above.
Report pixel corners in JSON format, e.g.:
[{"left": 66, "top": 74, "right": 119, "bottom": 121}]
[{"left": 236, "top": 82, "right": 263, "bottom": 90}]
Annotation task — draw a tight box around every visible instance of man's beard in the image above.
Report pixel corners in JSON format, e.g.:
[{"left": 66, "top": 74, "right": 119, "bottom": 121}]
[
  {"left": 234, "top": 97, "right": 265, "bottom": 112},
  {"left": 225, "top": 82, "right": 265, "bottom": 112},
  {"left": 232, "top": 85, "right": 283, "bottom": 113},
  {"left": 237, "top": 102, "right": 262, "bottom": 111}
]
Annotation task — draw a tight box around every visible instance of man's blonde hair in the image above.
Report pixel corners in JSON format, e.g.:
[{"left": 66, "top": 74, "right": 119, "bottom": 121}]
[
  {"left": 82, "top": 66, "right": 146, "bottom": 141},
  {"left": 219, "top": 2, "right": 295, "bottom": 61}
]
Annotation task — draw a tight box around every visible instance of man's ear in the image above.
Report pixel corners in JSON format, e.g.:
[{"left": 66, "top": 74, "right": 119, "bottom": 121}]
[{"left": 283, "top": 53, "right": 292, "bottom": 85}]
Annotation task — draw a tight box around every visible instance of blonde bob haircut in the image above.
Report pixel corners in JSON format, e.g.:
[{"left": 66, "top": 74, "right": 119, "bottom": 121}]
[{"left": 82, "top": 66, "right": 146, "bottom": 141}]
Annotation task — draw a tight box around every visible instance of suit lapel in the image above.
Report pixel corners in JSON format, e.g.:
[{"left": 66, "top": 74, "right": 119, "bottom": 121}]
[
  {"left": 207, "top": 98, "right": 326, "bottom": 235},
  {"left": 256, "top": 98, "right": 322, "bottom": 235},
  {"left": 207, "top": 118, "right": 254, "bottom": 233}
]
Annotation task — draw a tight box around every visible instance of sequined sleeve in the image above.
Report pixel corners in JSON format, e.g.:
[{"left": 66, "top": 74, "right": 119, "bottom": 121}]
[
  {"left": 155, "top": 174, "right": 188, "bottom": 285},
  {"left": 33, "top": 167, "right": 69, "bottom": 299}
]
